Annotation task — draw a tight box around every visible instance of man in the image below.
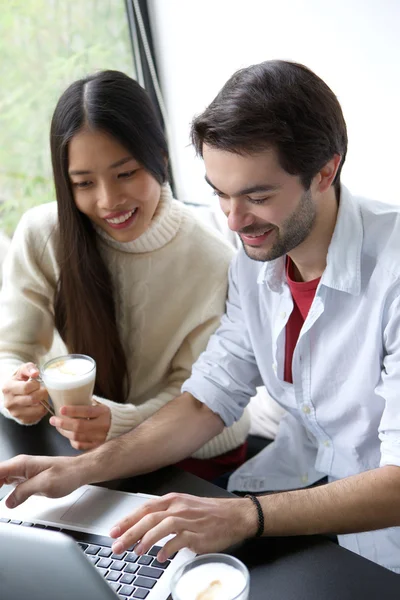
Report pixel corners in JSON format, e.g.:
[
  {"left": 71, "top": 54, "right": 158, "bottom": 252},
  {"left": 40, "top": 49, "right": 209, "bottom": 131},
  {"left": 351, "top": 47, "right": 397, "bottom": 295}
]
[{"left": 2, "top": 60, "right": 400, "bottom": 573}]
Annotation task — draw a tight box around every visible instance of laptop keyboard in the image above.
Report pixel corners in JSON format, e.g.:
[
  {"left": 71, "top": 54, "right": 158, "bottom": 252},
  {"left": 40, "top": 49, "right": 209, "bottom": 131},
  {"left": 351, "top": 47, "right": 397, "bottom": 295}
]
[{"left": 0, "top": 518, "right": 175, "bottom": 599}]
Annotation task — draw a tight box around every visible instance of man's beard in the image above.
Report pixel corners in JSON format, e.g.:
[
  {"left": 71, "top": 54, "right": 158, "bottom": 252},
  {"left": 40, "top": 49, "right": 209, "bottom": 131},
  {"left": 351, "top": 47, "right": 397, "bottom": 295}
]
[{"left": 239, "top": 189, "right": 316, "bottom": 262}]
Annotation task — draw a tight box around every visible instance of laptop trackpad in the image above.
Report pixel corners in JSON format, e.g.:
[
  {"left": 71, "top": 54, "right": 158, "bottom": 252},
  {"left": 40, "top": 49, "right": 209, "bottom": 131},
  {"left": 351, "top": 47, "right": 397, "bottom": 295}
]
[{"left": 60, "top": 487, "right": 149, "bottom": 531}]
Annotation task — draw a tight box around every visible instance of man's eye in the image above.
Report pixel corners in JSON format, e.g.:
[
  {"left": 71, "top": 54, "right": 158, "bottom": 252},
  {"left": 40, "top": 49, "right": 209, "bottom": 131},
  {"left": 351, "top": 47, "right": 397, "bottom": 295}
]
[
  {"left": 249, "top": 197, "right": 269, "bottom": 205},
  {"left": 212, "top": 190, "right": 227, "bottom": 199}
]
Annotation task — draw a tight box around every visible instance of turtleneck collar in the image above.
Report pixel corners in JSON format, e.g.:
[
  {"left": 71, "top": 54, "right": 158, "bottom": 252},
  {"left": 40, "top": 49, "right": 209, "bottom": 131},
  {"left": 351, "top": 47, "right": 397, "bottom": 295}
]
[{"left": 94, "top": 183, "right": 182, "bottom": 253}]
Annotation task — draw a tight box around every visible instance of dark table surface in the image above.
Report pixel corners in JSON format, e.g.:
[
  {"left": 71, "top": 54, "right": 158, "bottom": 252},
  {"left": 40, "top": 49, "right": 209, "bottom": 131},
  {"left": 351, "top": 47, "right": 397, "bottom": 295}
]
[{"left": 1, "top": 413, "right": 400, "bottom": 599}]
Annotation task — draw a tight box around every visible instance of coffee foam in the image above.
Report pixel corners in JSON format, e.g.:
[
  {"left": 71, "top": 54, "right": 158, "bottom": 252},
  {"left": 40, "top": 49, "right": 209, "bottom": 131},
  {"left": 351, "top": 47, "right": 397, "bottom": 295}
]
[
  {"left": 174, "top": 563, "right": 247, "bottom": 600},
  {"left": 43, "top": 358, "right": 95, "bottom": 390}
]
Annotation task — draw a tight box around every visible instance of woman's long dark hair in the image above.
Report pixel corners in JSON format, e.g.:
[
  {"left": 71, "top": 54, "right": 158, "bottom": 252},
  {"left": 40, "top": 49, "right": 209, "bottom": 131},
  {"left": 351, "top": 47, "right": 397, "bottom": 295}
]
[{"left": 51, "top": 70, "right": 168, "bottom": 402}]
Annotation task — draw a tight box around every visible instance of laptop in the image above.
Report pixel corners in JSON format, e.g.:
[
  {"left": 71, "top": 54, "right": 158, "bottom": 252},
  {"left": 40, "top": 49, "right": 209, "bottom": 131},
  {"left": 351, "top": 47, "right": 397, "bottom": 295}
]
[{"left": 0, "top": 484, "right": 195, "bottom": 600}]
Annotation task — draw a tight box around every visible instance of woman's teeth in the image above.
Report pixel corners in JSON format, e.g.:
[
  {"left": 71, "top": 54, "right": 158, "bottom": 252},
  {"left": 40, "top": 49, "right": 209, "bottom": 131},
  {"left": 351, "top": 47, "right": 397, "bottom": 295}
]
[{"left": 106, "top": 209, "right": 136, "bottom": 224}]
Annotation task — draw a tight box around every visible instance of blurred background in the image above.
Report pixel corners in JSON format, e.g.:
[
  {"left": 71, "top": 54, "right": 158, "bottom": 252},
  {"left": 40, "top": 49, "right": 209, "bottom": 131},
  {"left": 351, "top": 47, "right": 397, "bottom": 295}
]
[{"left": 1, "top": 0, "right": 399, "bottom": 237}]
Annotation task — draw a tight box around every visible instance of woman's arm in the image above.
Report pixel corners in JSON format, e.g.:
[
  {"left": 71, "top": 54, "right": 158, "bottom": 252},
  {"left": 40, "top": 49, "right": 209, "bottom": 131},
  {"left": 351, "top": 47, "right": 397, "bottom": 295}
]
[{"left": 0, "top": 205, "right": 59, "bottom": 422}]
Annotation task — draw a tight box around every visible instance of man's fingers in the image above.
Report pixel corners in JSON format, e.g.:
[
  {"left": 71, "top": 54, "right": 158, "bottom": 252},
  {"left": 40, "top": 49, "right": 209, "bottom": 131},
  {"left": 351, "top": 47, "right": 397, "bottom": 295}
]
[
  {"left": 136, "top": 516, "right": 189, "bottom": 556},
  {"left": 6, "top": 469, "right": 51, "bottom": 508},
  {"left": 112, "top": 511, "right": 169, "bottom": 554},
  {"left": 0, "top": 456, "right": 29, "bottom": 484},
  {"left": 110, "top": 498, "right": 171, "bottom": 538},
  {"left": 157, "top": 534, "right": 191, "bottom": 562}
]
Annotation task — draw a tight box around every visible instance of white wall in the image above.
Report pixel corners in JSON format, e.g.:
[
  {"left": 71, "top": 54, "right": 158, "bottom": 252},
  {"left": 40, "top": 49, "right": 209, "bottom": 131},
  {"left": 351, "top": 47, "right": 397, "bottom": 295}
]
[{"left": 149, "top": 0, "right": 400, "bottom": 206}]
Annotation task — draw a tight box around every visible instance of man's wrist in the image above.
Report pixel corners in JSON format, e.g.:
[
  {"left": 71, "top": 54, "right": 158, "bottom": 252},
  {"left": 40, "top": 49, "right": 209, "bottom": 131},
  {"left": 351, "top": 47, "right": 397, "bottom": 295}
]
[
  {"left": 236, "top": 496, "right": 261, "bottom": 539},
  {"left": 245, "top": 494, "right": 265, "bottom": 537},
  {"left": 73, "top": 449, "right": 104, "bottom": 486}
]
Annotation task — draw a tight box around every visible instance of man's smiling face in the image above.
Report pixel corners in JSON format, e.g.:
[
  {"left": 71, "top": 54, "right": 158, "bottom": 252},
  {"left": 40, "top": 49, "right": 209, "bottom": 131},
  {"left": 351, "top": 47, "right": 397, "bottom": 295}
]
[{"left": 203, "top": 145, "right": 317, "bottom": 262}]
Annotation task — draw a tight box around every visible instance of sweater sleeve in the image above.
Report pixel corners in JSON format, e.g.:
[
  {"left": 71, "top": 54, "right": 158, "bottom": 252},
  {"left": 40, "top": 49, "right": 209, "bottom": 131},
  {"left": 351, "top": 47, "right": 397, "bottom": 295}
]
[
  {"left": 0, "top": 208, "right": 58, "bottom": 422},
  {"left": 96, "top": 280, "right": 250, "bottom": 458}
]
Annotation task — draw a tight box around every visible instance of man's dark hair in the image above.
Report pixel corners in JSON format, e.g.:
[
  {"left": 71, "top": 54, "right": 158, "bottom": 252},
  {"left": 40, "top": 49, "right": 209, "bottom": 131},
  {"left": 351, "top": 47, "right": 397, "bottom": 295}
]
[{"left": 191, "top": 60, "right": 347, "bottom": 194}]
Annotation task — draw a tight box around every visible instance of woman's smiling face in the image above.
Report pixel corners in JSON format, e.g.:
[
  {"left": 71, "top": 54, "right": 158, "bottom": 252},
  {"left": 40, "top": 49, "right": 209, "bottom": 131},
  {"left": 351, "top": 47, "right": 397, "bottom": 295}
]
[{"left": 68, "top": 128, "right": 162, "bottom": 242}]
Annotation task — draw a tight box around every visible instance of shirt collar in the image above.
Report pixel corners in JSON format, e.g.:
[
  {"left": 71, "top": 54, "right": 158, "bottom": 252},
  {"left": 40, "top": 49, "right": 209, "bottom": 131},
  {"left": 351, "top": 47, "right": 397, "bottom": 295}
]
[{"left": 258, "top": 185, "right": 363, "bottom": 296}]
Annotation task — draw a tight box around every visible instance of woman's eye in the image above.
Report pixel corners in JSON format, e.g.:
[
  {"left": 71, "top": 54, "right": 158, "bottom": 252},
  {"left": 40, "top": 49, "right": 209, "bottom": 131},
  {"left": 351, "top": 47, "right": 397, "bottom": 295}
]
[
  {"left": 73, "top": 181, "right": 92, "bottom": 189},
  {"left": 118, "top": 170, "right": 137, "bottom": 179}
]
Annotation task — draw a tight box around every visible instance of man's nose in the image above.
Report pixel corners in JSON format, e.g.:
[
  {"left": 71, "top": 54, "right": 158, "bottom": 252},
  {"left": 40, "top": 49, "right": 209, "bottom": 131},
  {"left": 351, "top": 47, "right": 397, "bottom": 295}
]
[{"left": 226, "top": 199, "right": 253, "bottom": 232}]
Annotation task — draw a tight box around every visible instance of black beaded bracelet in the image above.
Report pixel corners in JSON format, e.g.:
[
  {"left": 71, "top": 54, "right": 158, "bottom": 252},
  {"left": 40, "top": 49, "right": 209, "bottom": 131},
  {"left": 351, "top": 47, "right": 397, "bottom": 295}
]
[{"left": 245, "top": 494, "right": 264, "bottom": 538}]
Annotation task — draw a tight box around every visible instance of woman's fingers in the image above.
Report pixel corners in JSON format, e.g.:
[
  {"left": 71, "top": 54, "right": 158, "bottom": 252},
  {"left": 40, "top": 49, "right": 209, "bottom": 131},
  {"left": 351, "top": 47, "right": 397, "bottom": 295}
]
[
  {"left": 55, "top": 425, "right": 103, "bottom": 443},
  {"left": 69, "top": 440, "right": 99, "bottom": 451},
  {"left": 16, "top": 363, "right": 40, "bottom": 379},
  {"left": 9, "top": 404, "right": 47, "bottom": 424},
  {"left": 60, "top": 404, "right": 106, "bottom": 419},
  {"left": 3, "top": 378, "right": 41, "bottom": 398},
  {"left": 50, "top": 404, "right": 111, "bottom": 446}
]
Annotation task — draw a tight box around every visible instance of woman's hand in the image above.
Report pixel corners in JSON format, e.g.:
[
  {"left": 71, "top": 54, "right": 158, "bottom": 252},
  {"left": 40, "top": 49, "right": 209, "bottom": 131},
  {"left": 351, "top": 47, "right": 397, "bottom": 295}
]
[
  {"left": 49, "top": 401, "right": 111, "bottom": 451},
  {"left": 109, "top": 493, "right": 257, "bottom": 561},
  {"left": 2, "top": 363, "right": 48, "bottom": 424}
]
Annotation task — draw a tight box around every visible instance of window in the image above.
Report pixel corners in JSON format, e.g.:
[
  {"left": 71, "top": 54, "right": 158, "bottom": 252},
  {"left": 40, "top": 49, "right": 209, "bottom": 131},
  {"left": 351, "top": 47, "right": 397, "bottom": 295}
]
[{"left": 0, "top": 0, "right": 134, "bottom": 235}]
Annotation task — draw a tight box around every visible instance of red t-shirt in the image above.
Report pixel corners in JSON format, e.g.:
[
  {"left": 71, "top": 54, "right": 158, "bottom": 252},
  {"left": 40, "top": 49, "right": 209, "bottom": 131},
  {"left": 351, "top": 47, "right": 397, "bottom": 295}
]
[{"left": 284, "top": 258, "right": 321, "bottom": 383}]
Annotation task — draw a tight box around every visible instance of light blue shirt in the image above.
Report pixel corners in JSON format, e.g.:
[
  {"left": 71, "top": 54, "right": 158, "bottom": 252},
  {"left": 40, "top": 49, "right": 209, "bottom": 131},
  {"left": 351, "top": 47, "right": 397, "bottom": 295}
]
[{"left": 182, "top": 186, "right": 400, "bottom": 572}]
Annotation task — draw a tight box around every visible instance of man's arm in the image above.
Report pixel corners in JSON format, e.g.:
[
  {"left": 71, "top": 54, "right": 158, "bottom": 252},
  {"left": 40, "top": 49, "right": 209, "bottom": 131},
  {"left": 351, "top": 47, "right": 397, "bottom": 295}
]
[
  {"left": 109, "top": 464, "right": 400, "bottom": 561},
  {"left": 0, "top": 393, "right": 224, "bottom": 508}
]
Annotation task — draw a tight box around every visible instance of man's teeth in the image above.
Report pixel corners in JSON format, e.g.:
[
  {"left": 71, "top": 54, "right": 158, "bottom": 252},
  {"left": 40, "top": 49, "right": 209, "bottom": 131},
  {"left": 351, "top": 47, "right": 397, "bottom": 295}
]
[
  {"left": 245, "top": 230, "right": 271, "bottom": 238},
  {"left": 106, "top": 209, "right": 136, "bottom": 224}
]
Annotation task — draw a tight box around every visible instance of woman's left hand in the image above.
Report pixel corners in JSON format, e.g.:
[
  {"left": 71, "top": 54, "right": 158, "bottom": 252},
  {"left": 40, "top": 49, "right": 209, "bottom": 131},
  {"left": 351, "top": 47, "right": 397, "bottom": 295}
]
[{"left": 49, "top": 402, "right": 111, "bottom": 450}]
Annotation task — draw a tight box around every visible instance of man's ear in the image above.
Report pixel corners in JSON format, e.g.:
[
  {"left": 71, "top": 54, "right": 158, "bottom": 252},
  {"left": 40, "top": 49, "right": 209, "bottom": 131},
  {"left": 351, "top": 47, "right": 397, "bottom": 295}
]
[{"left": 315, "top": 154, "right": 342, "bottom": 193}]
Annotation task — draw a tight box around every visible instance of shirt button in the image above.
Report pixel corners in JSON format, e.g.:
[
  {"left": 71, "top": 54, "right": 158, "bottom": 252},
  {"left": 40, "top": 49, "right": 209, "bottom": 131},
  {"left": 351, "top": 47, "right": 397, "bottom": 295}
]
[
  {"left": 280, "top": 311, "right": 287, "bottom": 319},
  {"left": 272, "top": 362, "right": 277, "bottom": 373},
  {"left": 301, "top": 474, "right": 309, "bottom": 484},
  {"left": 302, "top": 405, "right": 311, "bottom": 415},
  {"left": 323, "top": 440, "right": 331, "bottom": 447}
]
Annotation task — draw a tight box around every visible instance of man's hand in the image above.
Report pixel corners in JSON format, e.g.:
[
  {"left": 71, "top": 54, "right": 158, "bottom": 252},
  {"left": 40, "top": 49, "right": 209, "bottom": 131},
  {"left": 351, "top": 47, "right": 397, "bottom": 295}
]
[
  {"left": 0, "top": 454, "right": 87, "bottom": 508},
  {"left": 109, "top": 493, "right": 257, "bottom": 562},
  {"left": 2, "top": 363, "right": 48, "bottom": 424},
  {"left": 49, "top": 402, "right": 111, "bottom": 451}
]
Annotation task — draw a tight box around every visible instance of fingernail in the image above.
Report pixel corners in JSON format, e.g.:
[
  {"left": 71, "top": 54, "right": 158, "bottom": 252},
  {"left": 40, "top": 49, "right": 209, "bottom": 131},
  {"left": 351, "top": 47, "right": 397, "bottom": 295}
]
[
  {"left": 112, "top": 541, "right": 123, "bottom": 554},
  {"left": 157, "top": 551, "right": 166, "bottom": 562},
  {"left": 49, "top": 417, "right": 56, "bottom": 426},
  {"left": 29, "top": 368, "right": 37, "bottom": 375},
  {"left": 109, "top": 526, "right": 120, "bottom": 538},
  {"left": 135, "top": 544, "right": 144, "bottom": 555},
  {"left": 7, "top": 496, "right": 16, "bottom": 509}
]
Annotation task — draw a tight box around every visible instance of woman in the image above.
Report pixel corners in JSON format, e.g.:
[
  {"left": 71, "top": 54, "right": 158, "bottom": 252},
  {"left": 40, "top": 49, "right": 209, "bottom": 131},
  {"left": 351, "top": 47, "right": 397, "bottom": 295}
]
[{"left": 0, "top": 70, "right": 249, "bottom": 480}]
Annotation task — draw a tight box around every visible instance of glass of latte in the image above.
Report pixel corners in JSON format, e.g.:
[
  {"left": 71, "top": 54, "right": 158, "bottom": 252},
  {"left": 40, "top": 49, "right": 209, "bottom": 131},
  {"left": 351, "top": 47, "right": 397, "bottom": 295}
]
[
  {"left": 170, "top": 554, "right": 249, "bottom": 600},
  {"left": 40, "top": 354, "right": 96, "bottom": 416}
]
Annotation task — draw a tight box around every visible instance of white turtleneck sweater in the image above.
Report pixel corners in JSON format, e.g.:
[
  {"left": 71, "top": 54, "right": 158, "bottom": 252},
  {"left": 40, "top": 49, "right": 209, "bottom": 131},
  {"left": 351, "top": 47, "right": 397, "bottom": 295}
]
[{"left": 0, "top": 185, "right": 250, "bottom": 458}]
